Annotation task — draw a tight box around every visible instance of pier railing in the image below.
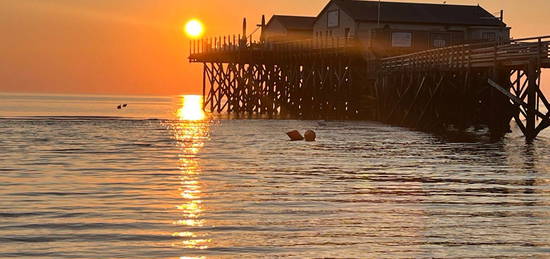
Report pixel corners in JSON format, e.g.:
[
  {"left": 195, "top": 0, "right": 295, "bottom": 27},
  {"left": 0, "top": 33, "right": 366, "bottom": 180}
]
[
  {"left": 190, "top": 35, "right": 550, "bottom": 69},
  {"left": 188, "top": 36, "right": 360, "bottom": 62},
  {"left": 380, "top": 36, "right": 550, "bottom": 70},
  {"left": 191, "top": 34, "right": 550, "bottom": 139}
]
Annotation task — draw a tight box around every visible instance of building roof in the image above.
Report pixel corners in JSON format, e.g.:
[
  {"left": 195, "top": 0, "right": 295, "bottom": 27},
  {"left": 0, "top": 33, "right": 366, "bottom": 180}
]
[
  {"left": 331, "top": 0, "right": 506, "bottom": 27},
  {"left": 268, "top": 15, "right": 316, "bottom": 31}
]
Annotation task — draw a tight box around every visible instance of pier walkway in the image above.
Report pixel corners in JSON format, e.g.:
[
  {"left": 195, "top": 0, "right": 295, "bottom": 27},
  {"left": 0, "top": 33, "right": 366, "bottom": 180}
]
[{"left": 189, "top": 36, "right": 550, "bottom": 139}]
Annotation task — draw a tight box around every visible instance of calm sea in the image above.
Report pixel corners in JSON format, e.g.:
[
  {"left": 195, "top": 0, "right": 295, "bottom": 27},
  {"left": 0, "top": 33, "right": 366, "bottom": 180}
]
[{"left": 0, "top": 93, "right": 549, "bottom": 258}]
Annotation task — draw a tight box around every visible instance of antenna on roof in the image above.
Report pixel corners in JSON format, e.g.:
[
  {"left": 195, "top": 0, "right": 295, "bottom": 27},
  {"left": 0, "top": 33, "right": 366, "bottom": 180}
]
[
  {"left": 482, "top": 11, "right": 505, "bottom": 21},
  {"left": 258, "top": 15, "right": 266, "bottom": 42},
  {"left": 377, "top": 0, "right": 381, "bottom": 27}
]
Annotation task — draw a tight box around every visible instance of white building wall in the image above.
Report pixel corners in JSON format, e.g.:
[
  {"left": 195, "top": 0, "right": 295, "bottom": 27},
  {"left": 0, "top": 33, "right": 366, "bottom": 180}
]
[
  {"left": 262, "top": 19, "right": 289, "bottom": 42},
  {"left": 313, "top": 2, "right": 357, "bottom": 40},
  {"left": 356, "top": 22, "right": 508, "bottom": 48},
  {"left": 357, "top": 22, "right": 459, "bottom": 48},
  {"left": 311, "top": 1, "right": 510, "bottom": 51},
  {"left": 468, "top": 26, "right": 511, "bottom": 41}
]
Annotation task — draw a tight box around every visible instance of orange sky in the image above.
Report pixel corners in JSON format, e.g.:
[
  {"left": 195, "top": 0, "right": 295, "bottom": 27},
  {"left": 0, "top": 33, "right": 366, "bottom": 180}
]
[{"left": 0, "top": 0, "right": 549, "bottom": 95}]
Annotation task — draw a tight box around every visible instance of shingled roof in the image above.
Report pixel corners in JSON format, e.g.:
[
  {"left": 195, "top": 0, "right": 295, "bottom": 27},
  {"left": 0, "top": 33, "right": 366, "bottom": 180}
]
[
  {"left": 268, "top": 15, "right": 316, "bottom": 31},
  {"left": 331, "top": 0, "right": 506, "bottom": 27}
]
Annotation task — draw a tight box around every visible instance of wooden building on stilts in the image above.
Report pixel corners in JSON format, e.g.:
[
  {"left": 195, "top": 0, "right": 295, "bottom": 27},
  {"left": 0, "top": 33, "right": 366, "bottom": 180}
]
[{"left": 189, "top": 0, "right": 550, "bottom": 140}]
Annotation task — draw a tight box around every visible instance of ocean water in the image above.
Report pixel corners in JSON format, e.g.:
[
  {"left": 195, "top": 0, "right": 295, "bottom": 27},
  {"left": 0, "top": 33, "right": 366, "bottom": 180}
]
[{"left": 0, "top": 93, "right": 549, "bottom": 258}]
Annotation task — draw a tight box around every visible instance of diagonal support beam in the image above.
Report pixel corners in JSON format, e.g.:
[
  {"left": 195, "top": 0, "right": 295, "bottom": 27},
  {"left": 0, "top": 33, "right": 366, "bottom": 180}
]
[
  {"left": 488, "top": 78, "right": 550, "bottom": 139},
  {"left": 488, "top": 79, "right": 550, "bottom": 121},
  {"left": 488, "top": 79, "right": 523, "bottom": 105}
]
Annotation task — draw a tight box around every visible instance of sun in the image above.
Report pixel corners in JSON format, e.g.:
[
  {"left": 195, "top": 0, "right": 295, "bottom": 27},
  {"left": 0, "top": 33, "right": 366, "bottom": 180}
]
[{"left": 185, "top": 19, "right": 204, "bottom": 39}]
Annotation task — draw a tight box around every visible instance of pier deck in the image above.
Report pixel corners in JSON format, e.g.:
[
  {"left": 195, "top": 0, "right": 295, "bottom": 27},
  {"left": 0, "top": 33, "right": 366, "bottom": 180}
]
[{"left": 189, "top": 36, "right": 550, "bottom": 140}]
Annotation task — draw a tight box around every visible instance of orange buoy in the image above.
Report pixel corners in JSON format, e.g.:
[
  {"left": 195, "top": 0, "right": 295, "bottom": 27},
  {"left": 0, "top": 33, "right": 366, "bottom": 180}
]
[
  {"left": 286, "top": 130, "right": 304, "bottom": 141},
  {"left": 304, "top": 130, "right": 316, "bottom": 141}
]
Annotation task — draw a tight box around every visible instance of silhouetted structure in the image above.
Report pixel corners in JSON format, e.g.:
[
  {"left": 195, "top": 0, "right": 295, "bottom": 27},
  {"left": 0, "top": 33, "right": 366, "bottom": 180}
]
[
  {"left": 262, "top": 15, "right": 316, "bottom": 42},
  {"left": 314, "top": 0, "right": 509, "bottom": 57},
  {"left": 189, "top": 1, "right": 550, "bottom": 140}
]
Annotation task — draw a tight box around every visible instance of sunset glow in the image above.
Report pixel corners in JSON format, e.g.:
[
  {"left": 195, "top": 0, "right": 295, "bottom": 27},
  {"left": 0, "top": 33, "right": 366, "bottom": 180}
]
[
  {"left": 2, "top": 1, "right": 550, "bottom": 258},
  {"left": 1, "top": 1, "right": 549, "bottom": 95},
  {"left": 177, "top": 95, "right": 205, "bottom": 121},
  {"left": 185, "top": 19, "right": 204, "bottom": 39}
]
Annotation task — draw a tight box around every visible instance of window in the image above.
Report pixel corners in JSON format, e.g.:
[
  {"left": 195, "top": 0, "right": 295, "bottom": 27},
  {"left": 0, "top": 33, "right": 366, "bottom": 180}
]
[
  {"left": 433, "top": 39, "right": 446, "bottom": 48},
  {"left": 431, "top": 33, "right": 450, "bottom": 48},
  {"left": 345, "top": 28, "right": 351, "bottom": 38},
  {"left": 327, "top": 9, "right": 339, "bottom": 28},
  {"left": 482, "top": 32, "right": 497, "bottom": 42},
  {"left": 391, "top": 32, "right": 412, "bottom": 47}
]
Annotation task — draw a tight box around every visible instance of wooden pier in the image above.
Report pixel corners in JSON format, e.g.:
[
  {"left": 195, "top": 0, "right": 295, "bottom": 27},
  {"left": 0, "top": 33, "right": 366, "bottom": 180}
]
[
  {"left": 189, "top": 35, "right": 550, "bottom": 140},
  {"left": 189, "top": 37, "right": 369, "bottom": 119}
]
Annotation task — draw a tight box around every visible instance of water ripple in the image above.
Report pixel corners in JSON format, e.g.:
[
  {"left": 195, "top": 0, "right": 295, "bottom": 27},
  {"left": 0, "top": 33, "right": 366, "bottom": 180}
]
[{"left": 0, "top": 118, "right": 549, "bottom": 258}]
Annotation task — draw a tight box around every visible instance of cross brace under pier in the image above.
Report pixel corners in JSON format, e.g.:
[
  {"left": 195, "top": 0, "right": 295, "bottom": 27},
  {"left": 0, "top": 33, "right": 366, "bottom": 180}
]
[{"left": 191, "top": 36, "right": 550, "bottom": 140}]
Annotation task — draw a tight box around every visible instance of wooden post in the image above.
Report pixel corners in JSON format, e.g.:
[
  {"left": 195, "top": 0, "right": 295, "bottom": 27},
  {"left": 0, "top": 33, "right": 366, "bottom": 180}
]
[
  {"left": 202, "top": 63, "right": 206, "bottom": 110},
  {"left": 238, "top": 34, "right": 241, "bottom": 48},
  {"left": 242, "top": 18, "right": 247, "bottom": 45},
  {"left": 526, "top": 59, "right": 538, "bottom": 140}
]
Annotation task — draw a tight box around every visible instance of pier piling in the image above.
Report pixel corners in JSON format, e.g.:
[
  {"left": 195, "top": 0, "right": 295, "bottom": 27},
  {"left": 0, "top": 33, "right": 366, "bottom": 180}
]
[{"left": 190, "top": 36, "right": 550, "bottom": 140}]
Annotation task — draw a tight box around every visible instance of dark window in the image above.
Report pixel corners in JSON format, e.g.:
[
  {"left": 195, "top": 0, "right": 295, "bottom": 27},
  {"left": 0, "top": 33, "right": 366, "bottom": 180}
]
[
  {"left": 482, "top": 32, "right": 497, "bottom": 42},
  {"left": 433, "top": 39, "right": 446, "bottom": 48},
  {"left": 345, "top": 28, "right": 351, "bottom": 38},
  {"left": 392, "top": 32, "right": 412, "bottom": 47},
  {"left": 431, "top": 33, "right": 450, "bottom": 48},
  {"left": 327, "top": 9, "right": 339, "bottom": 28}
]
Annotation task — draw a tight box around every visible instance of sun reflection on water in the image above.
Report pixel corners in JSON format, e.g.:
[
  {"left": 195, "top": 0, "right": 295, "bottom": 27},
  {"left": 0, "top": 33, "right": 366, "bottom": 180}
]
[
  {"left": 168, "top": 95, "right": 211, "bottom": 250},
  {"left": 177, "top": 95, "right": 206, "bottom": 121}
]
